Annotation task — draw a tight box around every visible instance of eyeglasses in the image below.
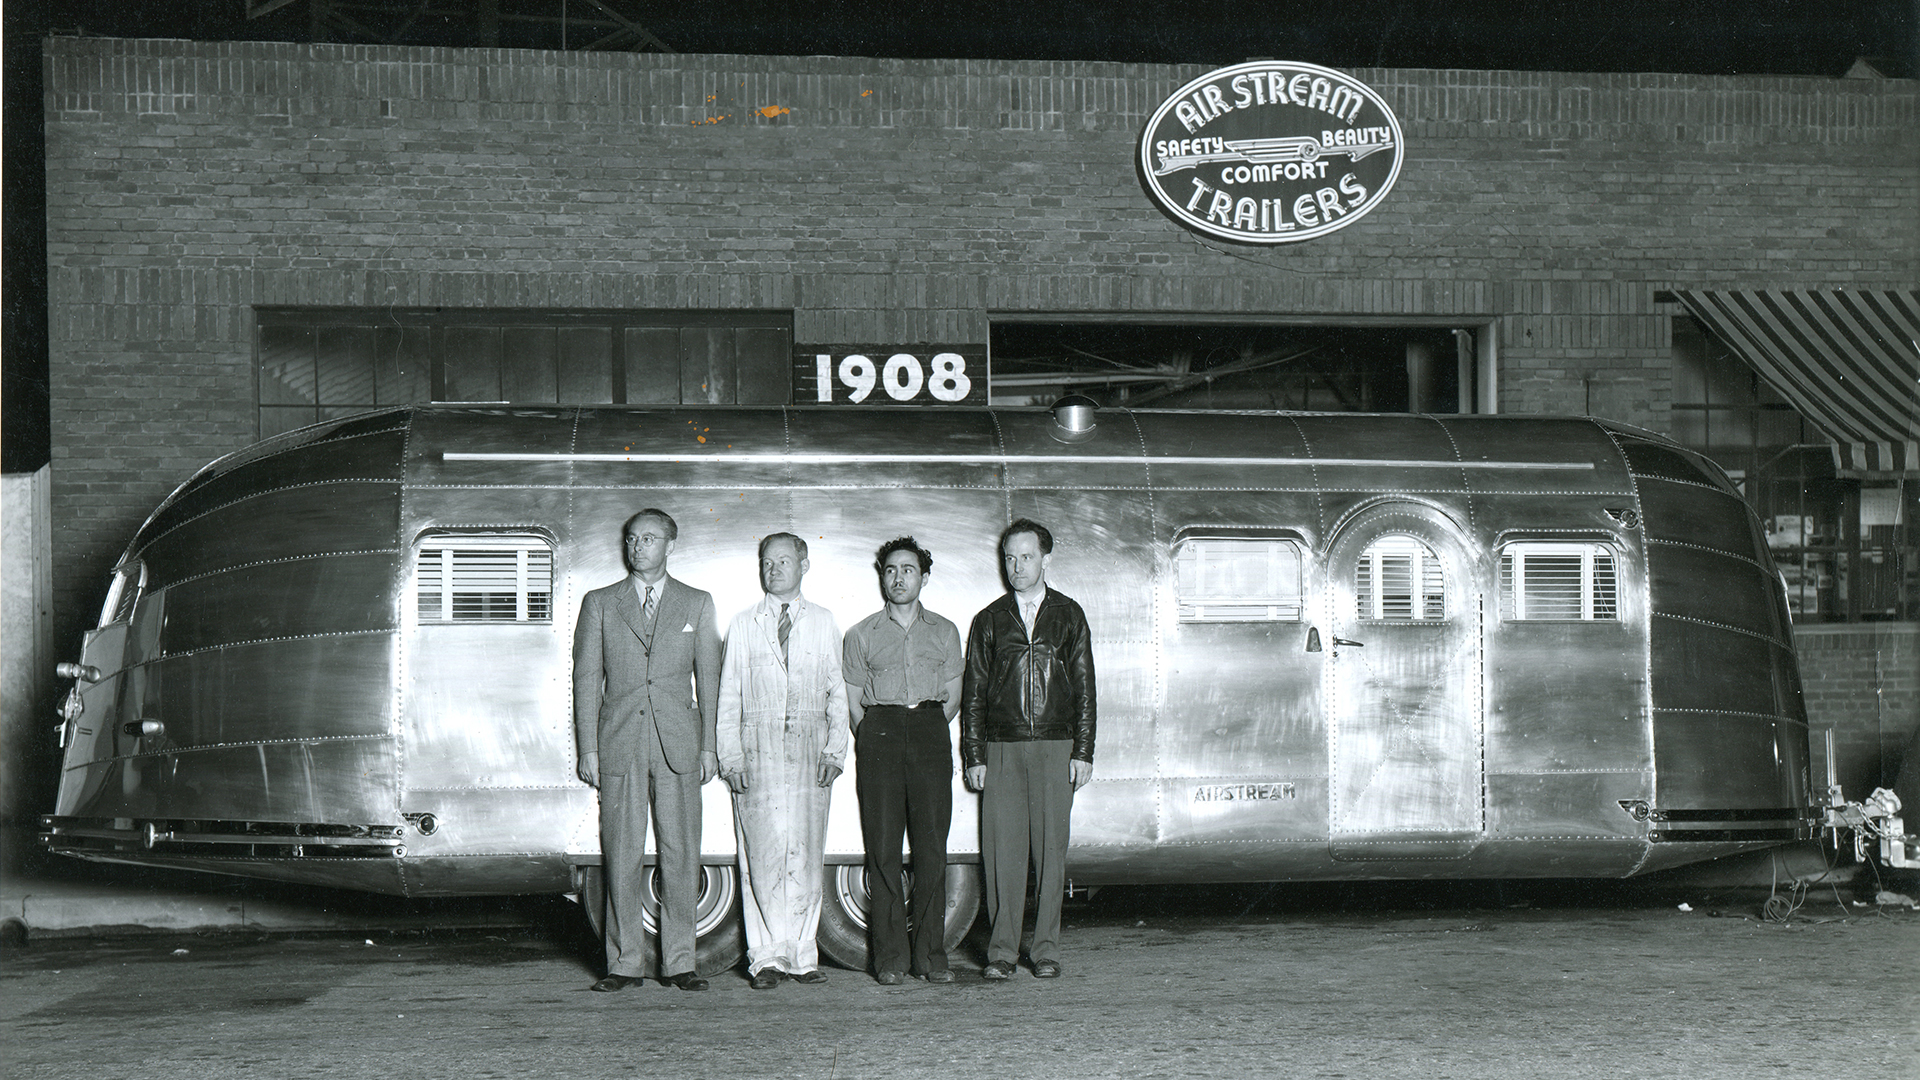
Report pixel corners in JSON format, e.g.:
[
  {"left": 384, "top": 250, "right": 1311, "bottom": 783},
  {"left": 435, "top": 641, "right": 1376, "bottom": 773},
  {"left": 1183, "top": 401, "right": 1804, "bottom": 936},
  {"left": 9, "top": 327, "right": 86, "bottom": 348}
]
[{"left": 626, "top": 533, "right": 669, "bottom": 547}]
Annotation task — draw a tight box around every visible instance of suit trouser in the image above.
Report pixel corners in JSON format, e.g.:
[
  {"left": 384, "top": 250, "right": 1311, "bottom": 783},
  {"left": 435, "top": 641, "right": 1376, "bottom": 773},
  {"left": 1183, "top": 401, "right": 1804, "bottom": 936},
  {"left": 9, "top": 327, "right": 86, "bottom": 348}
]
[
  {"left": 600, "top": 753, "right": 702, "bottom": 978},
  {"left": 855, "top": 702, "right": 954, "bottom": 976},
  {"left": 981, "top": 739, "right": 1074, "bottom": 966}
]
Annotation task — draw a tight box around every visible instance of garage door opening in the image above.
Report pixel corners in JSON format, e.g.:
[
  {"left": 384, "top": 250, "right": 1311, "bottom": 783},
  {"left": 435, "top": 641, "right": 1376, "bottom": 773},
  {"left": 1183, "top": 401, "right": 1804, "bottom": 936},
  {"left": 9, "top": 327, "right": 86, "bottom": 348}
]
[{"left": 989, "top": 321, "right": 1486, "bottom": 413}]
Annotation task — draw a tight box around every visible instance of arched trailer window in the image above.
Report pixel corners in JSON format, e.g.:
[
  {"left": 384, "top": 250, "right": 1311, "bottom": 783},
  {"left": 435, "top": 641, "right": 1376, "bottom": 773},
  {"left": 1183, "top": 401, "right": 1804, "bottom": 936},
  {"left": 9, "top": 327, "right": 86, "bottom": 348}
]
[{"left": 1354, "top": 535, "right": 1445, "bottom": 621}]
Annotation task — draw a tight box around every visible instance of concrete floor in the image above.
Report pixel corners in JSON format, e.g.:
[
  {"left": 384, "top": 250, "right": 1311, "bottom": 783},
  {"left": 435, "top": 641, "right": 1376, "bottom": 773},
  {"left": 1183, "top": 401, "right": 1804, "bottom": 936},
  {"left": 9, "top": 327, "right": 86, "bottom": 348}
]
[{"left": 3, "top": 881, "right": 1916, "bottom": 1080}]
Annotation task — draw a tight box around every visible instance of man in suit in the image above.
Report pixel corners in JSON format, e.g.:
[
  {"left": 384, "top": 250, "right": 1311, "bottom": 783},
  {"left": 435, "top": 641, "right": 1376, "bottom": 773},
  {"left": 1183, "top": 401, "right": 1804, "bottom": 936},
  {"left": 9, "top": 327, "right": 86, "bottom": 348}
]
[{"left": 573, "top": 508, "right": 722, "bottom": 992}]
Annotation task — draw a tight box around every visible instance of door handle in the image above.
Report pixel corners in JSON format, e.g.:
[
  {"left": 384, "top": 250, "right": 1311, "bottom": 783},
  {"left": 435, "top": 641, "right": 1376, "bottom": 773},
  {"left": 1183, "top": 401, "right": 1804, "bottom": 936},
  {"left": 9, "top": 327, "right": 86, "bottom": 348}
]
[{"left": 1332, "top": 637, "right": 1365, "bottom": 648}]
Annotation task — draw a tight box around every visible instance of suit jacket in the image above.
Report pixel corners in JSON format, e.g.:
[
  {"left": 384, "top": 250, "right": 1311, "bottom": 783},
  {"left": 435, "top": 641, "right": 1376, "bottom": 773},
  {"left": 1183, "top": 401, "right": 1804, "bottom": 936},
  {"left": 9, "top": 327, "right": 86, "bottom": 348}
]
[{"left": 573, "top": 574, "right": 722, "bottom": 777}]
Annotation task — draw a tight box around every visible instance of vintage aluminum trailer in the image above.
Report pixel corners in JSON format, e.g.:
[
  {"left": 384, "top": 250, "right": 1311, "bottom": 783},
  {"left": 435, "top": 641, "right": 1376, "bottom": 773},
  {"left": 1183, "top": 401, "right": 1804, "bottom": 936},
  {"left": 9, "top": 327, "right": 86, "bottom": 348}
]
[{"left": 45, "top": 402, "right": 1817, "bottom": 970}]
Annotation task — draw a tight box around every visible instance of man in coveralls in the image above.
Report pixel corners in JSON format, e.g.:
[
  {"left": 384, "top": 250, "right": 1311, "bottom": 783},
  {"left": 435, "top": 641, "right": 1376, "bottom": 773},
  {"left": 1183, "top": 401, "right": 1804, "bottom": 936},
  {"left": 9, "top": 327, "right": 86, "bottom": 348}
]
[{"left": 717, "top": 532, "right": 850, "bottom": 989}]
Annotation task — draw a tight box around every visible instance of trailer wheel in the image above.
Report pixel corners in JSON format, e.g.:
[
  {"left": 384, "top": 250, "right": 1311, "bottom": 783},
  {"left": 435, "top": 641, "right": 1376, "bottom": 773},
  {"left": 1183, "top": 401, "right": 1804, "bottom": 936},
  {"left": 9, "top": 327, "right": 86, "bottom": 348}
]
[
  {"left": 815, "top": 862, "right": 983, "bottom": 971},
  {"left": 572, "top": 862, "right": 746, "bottom": 978}
]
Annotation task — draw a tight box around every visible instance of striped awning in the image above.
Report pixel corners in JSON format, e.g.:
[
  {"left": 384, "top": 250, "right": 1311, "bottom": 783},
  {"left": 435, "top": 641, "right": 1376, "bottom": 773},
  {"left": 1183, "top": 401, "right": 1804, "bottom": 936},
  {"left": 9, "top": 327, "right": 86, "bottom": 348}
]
[{"left": 1667, "top": 289, "right": 1919, "bottom": 478}]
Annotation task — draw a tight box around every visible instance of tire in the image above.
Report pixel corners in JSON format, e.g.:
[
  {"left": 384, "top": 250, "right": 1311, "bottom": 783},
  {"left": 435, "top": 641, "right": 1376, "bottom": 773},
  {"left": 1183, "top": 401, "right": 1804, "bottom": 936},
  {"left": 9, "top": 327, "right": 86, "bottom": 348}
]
[
  {"left": 573, "top": 862, "right": 747, "bottom": 978},
  {"left": 815, "top": 861, "right": 983, "bottom": 971}
]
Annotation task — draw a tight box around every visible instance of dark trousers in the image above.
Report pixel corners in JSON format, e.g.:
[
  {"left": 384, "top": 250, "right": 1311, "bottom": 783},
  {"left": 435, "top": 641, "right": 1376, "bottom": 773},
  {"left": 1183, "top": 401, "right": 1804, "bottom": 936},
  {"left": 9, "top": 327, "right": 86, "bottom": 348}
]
[
  {"left": 981, "top": 739, "right": 1074, "bottom": 965},
  {"left": 855, "top": 702, "right": 954, "bottom": 976}
]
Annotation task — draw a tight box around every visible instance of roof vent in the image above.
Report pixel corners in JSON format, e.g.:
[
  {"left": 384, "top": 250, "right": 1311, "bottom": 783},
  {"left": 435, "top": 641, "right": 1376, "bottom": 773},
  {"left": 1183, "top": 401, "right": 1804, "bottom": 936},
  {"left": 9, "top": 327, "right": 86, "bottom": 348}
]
[{"left": 1049, "top": 394, "right": 1099, "bottom": 443}]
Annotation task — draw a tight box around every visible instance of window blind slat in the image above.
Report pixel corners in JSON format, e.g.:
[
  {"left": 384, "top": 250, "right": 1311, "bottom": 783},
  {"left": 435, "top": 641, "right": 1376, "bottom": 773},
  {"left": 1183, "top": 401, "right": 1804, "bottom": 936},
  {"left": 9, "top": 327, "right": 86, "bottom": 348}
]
[{"left": 417, "top": 539, "right": 553, "bottom": 623}]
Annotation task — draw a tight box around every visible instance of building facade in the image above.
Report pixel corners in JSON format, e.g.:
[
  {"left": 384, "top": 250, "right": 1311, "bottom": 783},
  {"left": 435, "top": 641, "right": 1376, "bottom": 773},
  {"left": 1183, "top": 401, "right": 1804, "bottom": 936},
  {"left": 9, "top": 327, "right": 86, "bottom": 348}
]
[{"left": 38, "top": 37, "right": 1918, "bottom": 814}]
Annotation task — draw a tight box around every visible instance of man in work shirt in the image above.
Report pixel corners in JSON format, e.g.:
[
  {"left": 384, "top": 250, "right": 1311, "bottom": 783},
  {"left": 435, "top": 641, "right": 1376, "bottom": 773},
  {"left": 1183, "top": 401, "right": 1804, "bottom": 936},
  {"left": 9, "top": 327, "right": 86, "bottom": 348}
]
[
  {"left": 961, "top": 518, "right": 1096, "bottom": 981},
  {"left": 717, "top": 532, "right": 849, "bottom": 989},
  {"left": 842, "top": 536, "right": 965, "bottom": 986}
]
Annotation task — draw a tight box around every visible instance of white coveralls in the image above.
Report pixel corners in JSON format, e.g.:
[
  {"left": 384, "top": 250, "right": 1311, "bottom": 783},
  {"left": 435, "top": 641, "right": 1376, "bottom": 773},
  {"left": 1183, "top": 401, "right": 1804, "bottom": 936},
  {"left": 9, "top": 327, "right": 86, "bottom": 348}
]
[{"left": 717, "top": 593, "right": 849, "bottom": 976}]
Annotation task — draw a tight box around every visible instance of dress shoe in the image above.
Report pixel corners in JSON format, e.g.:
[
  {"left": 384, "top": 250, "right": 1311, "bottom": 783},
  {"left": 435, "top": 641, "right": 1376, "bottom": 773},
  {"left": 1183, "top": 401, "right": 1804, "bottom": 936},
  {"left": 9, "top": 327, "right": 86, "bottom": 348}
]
[
  {"left": 1031, "top": 959, "right": 1061, "bottom": 979},
  {"left": 922, "top": 969, "right": 955, "bottom": 984},
  {"left": 874, "top": 970, "right": 904, "bottom": 986},
  {"left": 662, "top": 971, "right": 709, "bottom": 992},
  {"left": 981, "top": 960, "right": 1015, "bottom": 980},
  {"left": 790, "top": 970, "right": 829, "bottom": 985},
  {"left": 749, "top": 968, "right": 783, "bottom": 990},
  {"left": 590, "top": 974, "right": 642, "bottom": 992}
]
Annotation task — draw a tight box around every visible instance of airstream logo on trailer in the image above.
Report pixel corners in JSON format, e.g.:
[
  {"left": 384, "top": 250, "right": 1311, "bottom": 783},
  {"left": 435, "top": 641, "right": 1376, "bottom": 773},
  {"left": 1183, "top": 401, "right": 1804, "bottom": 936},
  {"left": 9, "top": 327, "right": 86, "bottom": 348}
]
[{"left": 1138, "top": 61, "right": 1403, "bottom": 244}]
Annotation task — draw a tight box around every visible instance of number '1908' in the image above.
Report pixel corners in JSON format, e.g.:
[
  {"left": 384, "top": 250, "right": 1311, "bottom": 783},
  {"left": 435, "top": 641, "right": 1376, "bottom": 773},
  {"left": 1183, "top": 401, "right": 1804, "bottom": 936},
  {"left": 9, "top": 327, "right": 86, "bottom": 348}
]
[{"left": 814, "top": 353, "right": 972, "bottom": 403}]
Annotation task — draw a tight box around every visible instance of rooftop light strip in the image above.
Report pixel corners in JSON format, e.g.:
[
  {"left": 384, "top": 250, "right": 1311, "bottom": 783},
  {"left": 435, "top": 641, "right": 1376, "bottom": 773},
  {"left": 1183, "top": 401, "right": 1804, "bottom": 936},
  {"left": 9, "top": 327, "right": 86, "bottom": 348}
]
[{"left": 443, "top": 452, "right": 1594, "bottom": 470}]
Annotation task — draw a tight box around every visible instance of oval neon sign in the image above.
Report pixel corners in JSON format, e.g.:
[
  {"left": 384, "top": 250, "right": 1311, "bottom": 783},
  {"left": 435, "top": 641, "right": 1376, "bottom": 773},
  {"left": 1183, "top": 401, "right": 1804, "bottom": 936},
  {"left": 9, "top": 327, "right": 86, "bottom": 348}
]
[{"left": 1138, "top": 61, "right": 1404, "bottom": 244}]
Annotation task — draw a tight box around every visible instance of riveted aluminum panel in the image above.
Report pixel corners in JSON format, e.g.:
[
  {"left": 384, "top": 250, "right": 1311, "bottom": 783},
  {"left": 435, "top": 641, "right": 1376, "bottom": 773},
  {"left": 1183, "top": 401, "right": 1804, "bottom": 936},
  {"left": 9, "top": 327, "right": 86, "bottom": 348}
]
[
  {"left": 1618, "top": 439, "right": 1740, "bottom": 495},
  {"left": 565, "top": 408, "right": 793, "bottom": 498},
  {"left": 403, "top": 623, "right": 573, "bottom": 791},
  {"left": 1653, "top": 712, "right": 1806, "bottom": 808},
  {"left": 59, "top": 737, "right": 397, "bottom": 823},
  {"left": 1487, "top": 626, "right": 1648, "bottom": 773},
  {"left": 1127, "top": 410, "right": 1317, "bottom": 491},
  {"left": 1161, "top": 622, "right": 1324, "bottom": 781},
  {"left": 58, "top": 856, "right": 410, "bottom": 896},
  {"left": 1066, "top": 778, "right": 1159, "bottom": 851},
  {"left": 403, "top": 487, "right": 573, "bottom": 544},
  {"left": 1649, "top": 620, "right": 1782, "bottom": 714},
  {"left": 1160, "top": 776, "right": 1329, "bottom": 846},
  {"left": 1003, "top": 490, "right": 1153, "bottom": 639},
  {"left": 141, "top": 422, "right": 409, "bottom": 546},
  {"left": 1487, "top": 773, "right": 1650, "bottom": 840},
  {"left": 154, "top": 635, "right": 396, "bottom": 746},
  {"left": 1472, "top": 494, "right": 1644, "bottom": 552},
  {"left": 391, "top": 787, "right": 597, "bottom": 865},
  {"left": 779, "top": 406, "right": 1007, "bottom": 492},
  {"left": 390, "top": 855, "right": 574, "bottom": 897},
  {"left": 407, "top": 406, "right": 579, "bottom": 489},
  {"left": 1636, "top": 480, "right": 1766, "bottom": 559},
  {"left": 1091, "top": 641, "right": 1157, "bottom": 780},
  {"left": 139, "top": 483, "right": 403, "bottom": 590},
  {"left": 1647, "top": 544, "right": 1783, "bottom": 639},
  {"left": 159, "top": 554, "right": 399, "bottom": 654},
  {"left": 1148, "top": 489, "right": 1328, "bottom": 552},
  {"left": 1290, "top": 413, "right": 1471, "bottom": 494},
  {"left": 996, "top": 408, "right": 1144, "bottom": 490},
  {"left": 1442, "top": 416, "right": 1635, "bottom": 492}
]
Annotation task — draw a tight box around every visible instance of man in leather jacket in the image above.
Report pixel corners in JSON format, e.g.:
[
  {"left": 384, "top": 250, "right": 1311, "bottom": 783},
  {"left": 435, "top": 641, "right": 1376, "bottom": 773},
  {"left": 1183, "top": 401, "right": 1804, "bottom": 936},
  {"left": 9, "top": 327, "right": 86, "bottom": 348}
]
[{"left": 960, "top": 518, "right": 1095, "bottom": 981}]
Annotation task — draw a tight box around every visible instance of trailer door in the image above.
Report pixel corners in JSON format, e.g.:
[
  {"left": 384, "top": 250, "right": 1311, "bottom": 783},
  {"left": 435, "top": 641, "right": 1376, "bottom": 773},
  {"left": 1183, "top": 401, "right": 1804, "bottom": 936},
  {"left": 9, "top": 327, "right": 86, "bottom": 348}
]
[{"left": 1324, "top": 503, "right": 1484, "bottom": 860}]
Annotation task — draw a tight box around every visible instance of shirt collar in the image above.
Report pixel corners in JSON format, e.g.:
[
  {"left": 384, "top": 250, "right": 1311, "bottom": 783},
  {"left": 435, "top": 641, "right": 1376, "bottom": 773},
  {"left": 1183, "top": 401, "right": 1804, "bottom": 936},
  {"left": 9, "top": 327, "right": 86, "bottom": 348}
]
[{"left": 758, "top": 592, "right": 807, "bottom": 616}]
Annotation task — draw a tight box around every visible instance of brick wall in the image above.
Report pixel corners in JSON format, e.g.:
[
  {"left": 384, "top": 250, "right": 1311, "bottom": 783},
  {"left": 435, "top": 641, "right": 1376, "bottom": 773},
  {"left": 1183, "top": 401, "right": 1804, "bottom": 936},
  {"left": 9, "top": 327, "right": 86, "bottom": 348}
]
[
  {"left": 41, "top": 37, "right": 1919, "bottom": 663},
  {"left": 1796, "top": 624, "right": 1920, "bottom": 801}
]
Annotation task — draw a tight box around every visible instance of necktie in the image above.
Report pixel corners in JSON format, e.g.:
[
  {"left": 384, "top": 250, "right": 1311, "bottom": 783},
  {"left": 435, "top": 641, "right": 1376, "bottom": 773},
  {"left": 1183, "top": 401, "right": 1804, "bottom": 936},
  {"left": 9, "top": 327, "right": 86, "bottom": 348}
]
[
  {"left": 643, "top": 585, "right": 656, "bottom": 628},
  {"left": 777, "top": 602, "right": 791, "bottom": 664}
]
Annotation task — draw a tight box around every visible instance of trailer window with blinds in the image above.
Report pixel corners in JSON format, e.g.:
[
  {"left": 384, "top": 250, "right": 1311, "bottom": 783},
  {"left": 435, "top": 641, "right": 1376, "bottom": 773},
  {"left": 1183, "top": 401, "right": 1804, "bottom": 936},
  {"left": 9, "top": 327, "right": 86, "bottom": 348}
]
[
  {"left": 416, "top": 537, "right": 554, "bottom": 623},
  {"left": 1499, "top": 542, "right": 1619, "bottom": 621},
  {"left": 1174, "top": 537, "right": 1305, "bottom": 621},
  {"left": 1355, "top": 535, "right": 1446, "bottom": 620}
]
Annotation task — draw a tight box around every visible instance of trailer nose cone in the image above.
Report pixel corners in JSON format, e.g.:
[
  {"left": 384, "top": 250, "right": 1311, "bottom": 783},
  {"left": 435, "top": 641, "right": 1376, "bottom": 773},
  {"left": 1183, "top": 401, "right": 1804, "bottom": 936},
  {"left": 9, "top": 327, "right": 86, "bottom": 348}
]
[{"left": 1050, "top": 394, "right": 1099, "bottom": 443}]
